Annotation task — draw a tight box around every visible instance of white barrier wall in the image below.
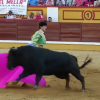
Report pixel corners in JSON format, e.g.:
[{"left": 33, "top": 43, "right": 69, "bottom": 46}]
[{"left": 0, "top": 40, "right": 100, "bottom": 45}]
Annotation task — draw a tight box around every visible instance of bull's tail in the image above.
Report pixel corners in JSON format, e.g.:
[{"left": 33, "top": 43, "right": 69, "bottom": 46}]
[{"left": 79, "top": 55, "right": 92, "bottom": 69}]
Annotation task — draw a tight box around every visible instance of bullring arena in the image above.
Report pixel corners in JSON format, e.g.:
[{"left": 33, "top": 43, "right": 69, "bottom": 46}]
[
  {"left": 0, "top": 4, "right": 100, "bottom": 100},
  {"left": 0, "top": 41, "right": 100, "bottom": 100}
]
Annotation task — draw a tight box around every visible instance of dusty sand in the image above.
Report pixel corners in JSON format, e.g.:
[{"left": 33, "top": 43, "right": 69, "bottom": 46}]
[{"left": 0, "top": 49, "right": 100, "bottom": 100}]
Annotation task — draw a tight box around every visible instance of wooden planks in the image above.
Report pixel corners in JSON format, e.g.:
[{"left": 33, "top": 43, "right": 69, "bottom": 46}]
[
  {"left": 82, "top": 23, "right": 100, "bottom": 42},
  {"left": 0, "top": 19, "right": 100, "bottom": 42},
  {"left": 60, "top": 23, "right": 82, "bottom": 42},
  {"left": 17, "top": 21, "right": 39, "bottom": 40},
  {"left": 0, "top": 21, "right": 17, "bottom": 40},
  {"left": 45, "top": 22, "right": 60, "bottom": 41}
]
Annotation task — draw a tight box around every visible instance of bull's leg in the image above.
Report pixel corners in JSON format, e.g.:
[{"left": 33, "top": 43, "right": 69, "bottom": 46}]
[
  {"left": 12, "top": 71, "right": 28, "bottom": 85},
  {"left": 55, "top": 74, "right": 70, "bottom": 89},
  {"left": 66, "top": 75, "right": 70, "bottom": 89},
  {"left": 71, "top": 71, "right": 85, "bottom": 92},
  {"left": 34, "top": 74, "right": 42, "bottom": 89},
  {"left": 76, "top": 75, "right": 85, "bottom": 92}
]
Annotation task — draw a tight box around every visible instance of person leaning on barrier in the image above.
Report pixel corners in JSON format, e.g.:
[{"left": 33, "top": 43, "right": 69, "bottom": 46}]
[{"left": 47, "top": 17, "right": 52, "bottom": 22}]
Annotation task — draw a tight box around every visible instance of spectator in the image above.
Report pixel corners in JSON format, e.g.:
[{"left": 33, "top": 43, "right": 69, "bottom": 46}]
[
  {"left": 94, "top": 0, "right": 100, "bottom": 6},
  {"left": 35, "top": 12, "right": 44, "bottom": 19},
  {"left": 74, "top": 0, "right": 84, "bottom": 6},
  {"left": 66, "top": 0, "right": 75, "bottom": 6},
  {"left": 84, "top": 0, "right": 94, "bottom": 6},
  {"left": 44, "top": 0, "right": 47, "bottom": 3},
  {"left": 48, "top": 17, "right": 52, "bottom": 22},
  {"left": 57, "top": 0, "right": 65, "bottom": 6},
  {"left": 6, "top": 10, "right": 14, "bottom": 19},
  {"left": 28, "top": 12, "right": 36, "bottom": 19},
  {"left": 54, "top": 0, "right": 57, "bottom": 5},
  {"left": 38, "top": 0, "right": 45, "bottom": 6},
  {"left": 46, "top": 0, "right": 54, "bottom": 6},
  {"left": 28, "top": 0, "right": 38, "bottom": 6}
]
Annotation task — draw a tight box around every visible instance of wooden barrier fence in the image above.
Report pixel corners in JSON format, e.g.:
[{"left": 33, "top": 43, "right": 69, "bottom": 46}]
[{"left": 0, "top": 19, "right": 100, "bottom": 42}]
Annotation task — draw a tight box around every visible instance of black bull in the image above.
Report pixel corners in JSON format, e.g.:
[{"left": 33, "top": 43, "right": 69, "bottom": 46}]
[{"left": 7, "top": 46, "right": 92, "bottom": 91}]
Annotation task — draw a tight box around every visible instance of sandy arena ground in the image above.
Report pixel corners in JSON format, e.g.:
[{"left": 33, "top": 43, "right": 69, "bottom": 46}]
[{"left": 0, "top": 49, "right": 100, "bottom": 100}]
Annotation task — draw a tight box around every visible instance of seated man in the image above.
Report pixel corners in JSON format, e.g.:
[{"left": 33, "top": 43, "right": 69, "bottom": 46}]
[{"left": 27, "top": 12, "right": 36, "bottom": 19}]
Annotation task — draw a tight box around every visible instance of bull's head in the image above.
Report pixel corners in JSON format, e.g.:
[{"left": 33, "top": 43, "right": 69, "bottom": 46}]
[{"left": 7, "top": 47, "right": 18, "bottom": 70}]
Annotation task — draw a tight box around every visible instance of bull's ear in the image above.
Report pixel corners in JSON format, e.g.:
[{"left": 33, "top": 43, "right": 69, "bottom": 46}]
[{"left": 10, "top": 47, "right": 18, "bottom": 51}]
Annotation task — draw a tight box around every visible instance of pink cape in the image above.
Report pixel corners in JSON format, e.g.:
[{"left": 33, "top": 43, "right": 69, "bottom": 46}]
[{"left": 0, "top": 53, "right": 46, "bottom": 88}]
